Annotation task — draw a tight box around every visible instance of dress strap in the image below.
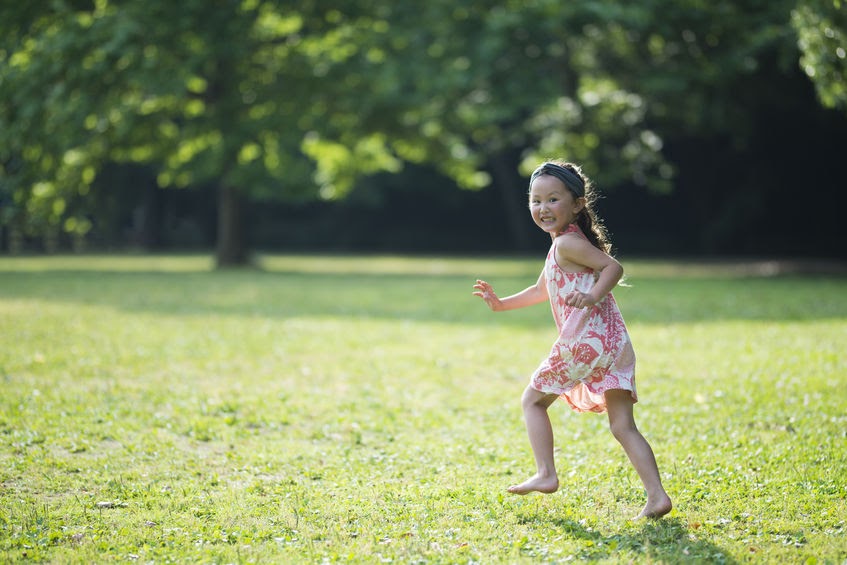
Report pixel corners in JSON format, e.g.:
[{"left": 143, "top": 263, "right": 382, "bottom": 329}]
[{"left": 557, "top": 223, "right": 583, "bottom": 237}]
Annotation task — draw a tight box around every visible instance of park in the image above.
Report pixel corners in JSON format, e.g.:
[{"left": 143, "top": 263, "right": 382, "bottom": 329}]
[
  {"left": 2, "top": 1, "right": 846, "bottom": 563},
  {"left": 1, "top": 254, "right": 845, "bottom": 562}
]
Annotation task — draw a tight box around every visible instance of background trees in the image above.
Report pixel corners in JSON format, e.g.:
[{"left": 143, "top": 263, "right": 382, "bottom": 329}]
[
  {"left": 792, "top": 0, "right": 847, "bottom": 112},
  {"left": 2, "top": 0, "right": 845, "bottom": 263},
  {"left": 1, "top": 0, "right": 401, "bottom": 264}
]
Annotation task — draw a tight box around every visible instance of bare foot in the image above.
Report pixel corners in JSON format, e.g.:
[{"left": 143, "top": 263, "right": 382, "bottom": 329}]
[
  {"left": 507, "top": 474, "right": 559, "bottom": 495},
  {"left": 633, "top": 495, "right": 673, "bottom": 520}
]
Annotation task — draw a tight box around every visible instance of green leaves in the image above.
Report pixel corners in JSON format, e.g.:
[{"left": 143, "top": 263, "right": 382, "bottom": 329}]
[
  {"left": 1, "top": 0, "right": 841, "bottom": 258},
  {"left": 792, "top": 0, "right": 847, "bottom": 111},
  {"left": 0, "top": 1, "right": 343, "bottom": 237}
]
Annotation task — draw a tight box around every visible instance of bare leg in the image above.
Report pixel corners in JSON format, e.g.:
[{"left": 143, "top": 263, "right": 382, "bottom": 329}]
[
  {"left": 605, "top": 389, "right": 672, "bottom": 519},
  {"left": 508, "top": 386, "right": 560, "bottom": 495}
]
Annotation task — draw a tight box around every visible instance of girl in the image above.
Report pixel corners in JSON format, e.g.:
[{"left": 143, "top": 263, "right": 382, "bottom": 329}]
[{"left": 473, "top": 161, "right": 672, "bottom": 520}]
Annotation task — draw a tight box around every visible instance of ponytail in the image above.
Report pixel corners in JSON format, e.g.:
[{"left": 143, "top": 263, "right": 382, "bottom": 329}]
[
  {"left": 575, "top": 207, "right": 612, "bottom": 254},
  {"left": 560, "top": 163, "right": 613, "bottom": 254}
]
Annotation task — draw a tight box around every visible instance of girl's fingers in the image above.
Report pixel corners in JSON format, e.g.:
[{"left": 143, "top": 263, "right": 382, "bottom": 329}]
[
  {"left": 565, "top": 291, "right": 587, "bottom": 307},
  {"left": 473, "top": 281, "right": 493, "bottom": 294}
]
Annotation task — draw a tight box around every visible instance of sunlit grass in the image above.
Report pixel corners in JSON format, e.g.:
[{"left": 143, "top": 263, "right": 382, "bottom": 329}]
[
  {"left": 1, "top": 254, "right": 845, "bottom": 563},
  {"left": 0, "top": 253, "right": 215, "bottom": 273}
]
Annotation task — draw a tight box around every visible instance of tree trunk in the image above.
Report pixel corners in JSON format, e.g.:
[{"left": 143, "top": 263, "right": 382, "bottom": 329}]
[{"left": 215, "top": 183, "right": 249, "bottom": 267}]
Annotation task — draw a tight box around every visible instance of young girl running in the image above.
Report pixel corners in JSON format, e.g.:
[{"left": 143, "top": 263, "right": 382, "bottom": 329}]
[{"left": 473, "top": 161, "right": 672, "bottom": 519}]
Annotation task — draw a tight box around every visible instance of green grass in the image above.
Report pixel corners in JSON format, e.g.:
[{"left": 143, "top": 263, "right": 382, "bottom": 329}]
[{"left": 1, "top": 253, "right": 845, "bottom": 564}]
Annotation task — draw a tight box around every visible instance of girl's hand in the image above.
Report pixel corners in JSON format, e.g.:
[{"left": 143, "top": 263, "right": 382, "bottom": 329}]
[
  {"left": 473, "top": 280, "right": 503, "bottom": 311},
  {"left": 565, "top": 291, "right": 597, "bottom": 309}
]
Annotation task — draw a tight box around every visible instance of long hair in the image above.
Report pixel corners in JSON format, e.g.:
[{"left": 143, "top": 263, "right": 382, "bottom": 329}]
[{"left": 554, "top": 161, "right": 613, "bottom": 254}]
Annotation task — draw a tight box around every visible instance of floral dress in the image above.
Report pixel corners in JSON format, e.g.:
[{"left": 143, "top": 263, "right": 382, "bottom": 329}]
[{"left": 530, "top": 224, "right": 637, "bottom": 413}]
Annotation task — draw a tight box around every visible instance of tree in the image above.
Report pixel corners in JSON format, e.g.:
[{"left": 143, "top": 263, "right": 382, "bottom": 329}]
[
  {"left": 301, "top": 1, "right": 679, "bottom": 248},
  {"left": 0, "top": 0, "right": 402, "bottom": 265},
  {"left": 792, "top": 0, "right": 847, "bottom": 112},
  {"left": 2, "top": 1, "right": 843, "bottom": 259}
]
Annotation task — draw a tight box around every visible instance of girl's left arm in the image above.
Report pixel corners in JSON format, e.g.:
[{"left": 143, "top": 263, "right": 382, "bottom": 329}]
[{"left": 555, "top": 236, "right": 623, "bottom": 308}]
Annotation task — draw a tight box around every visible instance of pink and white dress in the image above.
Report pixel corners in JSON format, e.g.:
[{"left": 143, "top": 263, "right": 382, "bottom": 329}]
[{"left": 530, "top": 224, "right": 637, "bottom": 413}]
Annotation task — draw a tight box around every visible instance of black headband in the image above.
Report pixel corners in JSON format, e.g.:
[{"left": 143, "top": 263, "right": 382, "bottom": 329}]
[{"left": 530, "top": 163, "right": 585, "bottom": 197}]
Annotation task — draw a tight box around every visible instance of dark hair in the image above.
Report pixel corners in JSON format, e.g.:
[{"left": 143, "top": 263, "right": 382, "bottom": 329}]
[{"left": 535, "top": 160, "right": 613, "bottom": 254}]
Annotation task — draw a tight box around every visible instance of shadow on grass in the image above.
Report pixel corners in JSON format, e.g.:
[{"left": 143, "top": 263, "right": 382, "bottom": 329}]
[
  {"left": 0, "top": 266, "right": 846, "bottom": 325},
  {"left": 521, "top": 515, "right": 737, "bottom": 563}
]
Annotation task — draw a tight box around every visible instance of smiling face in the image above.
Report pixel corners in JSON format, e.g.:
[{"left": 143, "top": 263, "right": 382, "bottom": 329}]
[{"left": 528, "top": 174, "right": 585, "bottom": 235}]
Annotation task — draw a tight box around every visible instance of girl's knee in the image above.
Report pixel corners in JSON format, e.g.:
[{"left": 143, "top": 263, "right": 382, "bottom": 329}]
[
  {"left": 608, "top": 419, "right": 638, "bottom": 443},
  {"left": 605, "top": 389, "right": 638, "bottom": 441},
  {"left": 521, "top": 386, "right": 556, "bottom": 409}
]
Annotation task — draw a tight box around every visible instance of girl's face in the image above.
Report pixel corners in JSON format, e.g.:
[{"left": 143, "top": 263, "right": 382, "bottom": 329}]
[{"left": 528, "top": 175, "right": 585, "bottom": 235}]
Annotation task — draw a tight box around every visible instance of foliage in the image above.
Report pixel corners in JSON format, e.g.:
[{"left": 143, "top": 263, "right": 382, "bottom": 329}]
[
  {"left": 1, "top": 1, "right": 844, "bottom": 260},
  {"left": 0, "top": 1, "right": 390, "bottom": 262},
  {"left": 1, "top": 254, "right": 846, "bottom": 563},
  {"left": 332, "top": 1, "right": 680, "bottom": 191},
  {"left": 792, "top": 0, "right": 847, "bottom": 111}
]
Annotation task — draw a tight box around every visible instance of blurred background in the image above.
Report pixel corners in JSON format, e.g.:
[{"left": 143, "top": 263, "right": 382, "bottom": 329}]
[{"left": 1, "top": 0, "right": 845, "bottom": 265}]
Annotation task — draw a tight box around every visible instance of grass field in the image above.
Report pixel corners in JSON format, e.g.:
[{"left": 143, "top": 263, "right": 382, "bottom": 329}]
[{"left": 1, "top": 254, "right": 845, "bottom": 564}]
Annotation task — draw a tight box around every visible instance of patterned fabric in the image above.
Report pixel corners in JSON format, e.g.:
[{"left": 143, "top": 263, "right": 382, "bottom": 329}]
[{"left": 531, "top": 224, "right": 637, "bottom": 413}]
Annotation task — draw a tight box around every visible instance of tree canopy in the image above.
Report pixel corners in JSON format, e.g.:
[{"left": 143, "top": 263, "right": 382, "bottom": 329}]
[
  {"left": 792, "top": 0, "right": 847, "bottom": 111},
  {"left": 2, "top": 0, "right": 845, "bottom": 262}
]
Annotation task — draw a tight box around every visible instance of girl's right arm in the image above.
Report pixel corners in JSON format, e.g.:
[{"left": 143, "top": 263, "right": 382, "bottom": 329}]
[{"left": 473, "top": 271, "right": 548, "bottom": 312}]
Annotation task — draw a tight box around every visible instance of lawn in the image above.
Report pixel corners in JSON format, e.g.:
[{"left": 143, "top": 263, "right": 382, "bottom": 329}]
[{"left": 1, "top": 254, "right": 845, "bottom": 564}]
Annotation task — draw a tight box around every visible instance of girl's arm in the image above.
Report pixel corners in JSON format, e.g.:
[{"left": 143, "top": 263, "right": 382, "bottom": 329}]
[
  {"left": 473, "top": 270, "right": 548, "bottom": 312},
  {"left": 555, "top": 235, "right": 623, "bottom": 308}
]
